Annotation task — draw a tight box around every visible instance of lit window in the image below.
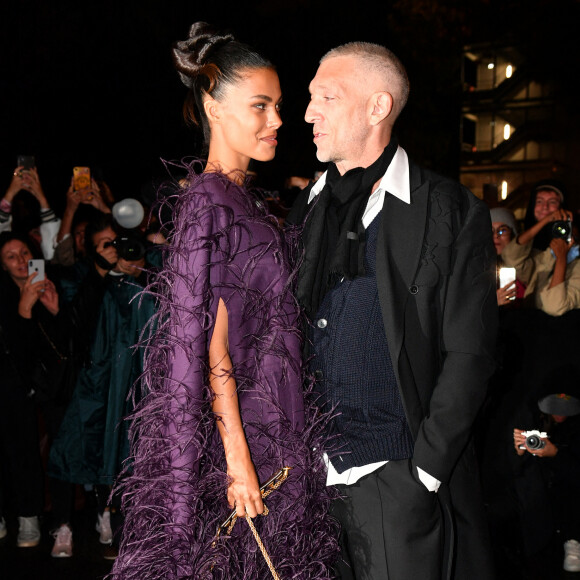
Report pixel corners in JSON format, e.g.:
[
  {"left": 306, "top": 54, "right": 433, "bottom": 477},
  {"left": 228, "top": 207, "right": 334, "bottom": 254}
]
[
  {"left": 501, "top": 181, "right": 508, "bottom": 200},
  {"left": 504, "top": 124, "right": 511, "bottom": 140},
  {"left": 487, "top": 62, "right": 495, "bottom": 69},
  {"left": 506, "top": 65, "right": 513, "bottom": 78}
]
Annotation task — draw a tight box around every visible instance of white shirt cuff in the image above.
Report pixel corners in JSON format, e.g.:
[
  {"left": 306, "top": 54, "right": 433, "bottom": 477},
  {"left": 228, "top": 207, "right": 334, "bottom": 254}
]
[{"left": 417, "top": 466, "right": 441, "bottom": 492}]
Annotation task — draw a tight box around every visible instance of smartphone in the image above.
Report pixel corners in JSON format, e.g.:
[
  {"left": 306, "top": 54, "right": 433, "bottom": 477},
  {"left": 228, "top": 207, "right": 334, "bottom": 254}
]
[
  {"left": 28, "top": 259, "right": 45, "bottom": 284},
  {"left": 73, "top": 166, "right": 91, "bottom": 191},
  {"left": 17, "top": 155, "right": 35, "bottom": 170},
  {"left": 498, "top": 266, "right": 516, "bottom": 293}
]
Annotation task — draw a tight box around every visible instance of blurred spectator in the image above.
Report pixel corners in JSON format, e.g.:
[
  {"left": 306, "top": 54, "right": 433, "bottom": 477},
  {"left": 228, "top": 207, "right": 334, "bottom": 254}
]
[
  {"left": 48, "top": 211, "right": 159, "bottom": 558},
  {"left": 501, "top": 181, "right": 580, "bottom": 316},
  {"left": 490, "top": 207, "right": 524, "bottom": 306},
  {"left": 52, "top": 175, "right": 112, "bottom": 267},
  {"left": 0, "top": 232, "right": 71, "bottom": 553},
  {"left": 512, "top": 366, "right": 580, "bottom": 572},
  {"left": 522, "top": 179, "right": 568, "bottom": 251}
]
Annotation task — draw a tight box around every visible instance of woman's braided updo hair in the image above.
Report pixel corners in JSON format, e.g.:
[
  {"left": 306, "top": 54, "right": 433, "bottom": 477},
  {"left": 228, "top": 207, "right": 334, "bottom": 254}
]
[{"left": 172, "top": 22, "right": 274, "bottom": 149}]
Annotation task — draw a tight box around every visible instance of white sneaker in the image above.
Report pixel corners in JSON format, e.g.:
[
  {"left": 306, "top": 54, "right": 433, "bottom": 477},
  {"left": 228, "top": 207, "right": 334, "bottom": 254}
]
[
  {"left": 95, "top": 510, "right": 113, "bottom": 544},
  {"left": 0, "top": 517, "right": 6, "bottom": 540},
  {"left": 564, "top": 539, "right": 580, "bottom": 572},
  {"left": 51, "top": 524, "right": 73, "bottom": 558},
  {"left": 17, "top": 516, "right": 40, "bottom": 547}
]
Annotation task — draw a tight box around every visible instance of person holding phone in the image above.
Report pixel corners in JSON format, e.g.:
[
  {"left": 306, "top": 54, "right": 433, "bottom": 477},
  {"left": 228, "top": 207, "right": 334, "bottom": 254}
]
[
  {"left": 1, "top": 163, "right": 61, "bottom": 260},
  {"left": 0, "top": 232, "right": 72, "bottom": 554},
  {"left": 490, "top": 207, "right": 524, "bottom": 306},
  {"left": 109, "top": 22, "right": 338, "bottom": 580},
  {"left": 52, "top": 175, "right": 112, "bottom": 268}
]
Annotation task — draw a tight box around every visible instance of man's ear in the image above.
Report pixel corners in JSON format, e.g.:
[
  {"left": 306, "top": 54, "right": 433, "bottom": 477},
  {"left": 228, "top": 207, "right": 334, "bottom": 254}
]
[
  {"left": 369, "top": 92, "right": 393, "bottom": 126},
  {"left": 203, "top": 97, "right": 221, "bottom": 124}
]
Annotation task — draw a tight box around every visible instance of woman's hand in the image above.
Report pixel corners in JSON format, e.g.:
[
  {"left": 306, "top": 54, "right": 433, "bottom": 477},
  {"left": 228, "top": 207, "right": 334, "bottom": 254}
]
[
  {"left": 81, "top": 179, "right": 111, "bottom": 213},
  {"left": 226, "top": 450, "right": 264, "bottom": 518},
  {"left": 22, "top": 167, "right": 48, "bottom": 207},
  {"left": 64, "top": 179, "right": 82, "bottom": 213},
  {"left": 497, "top": 280, "right": 517, "bottom": 306},
  {"left": 18, "top": 273, "right": 45, "bottom": 318},
  {"left": 5, "top": 167, "right": 27, "bottom": 202},
  {"left": 38, "top": 278, "right": 59, "bottom": 315}
]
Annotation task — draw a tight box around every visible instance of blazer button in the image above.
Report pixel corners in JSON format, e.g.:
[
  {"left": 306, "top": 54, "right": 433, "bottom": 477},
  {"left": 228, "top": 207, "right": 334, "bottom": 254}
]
[
  {"left": 314, "top": 369, "right": 324, "bottom": 380},
  {"left": 316, "top": 318, "right": 328, "bottom": 329},
  {"left": 409, "top": 285, "right": 419, "bottom": 295}
]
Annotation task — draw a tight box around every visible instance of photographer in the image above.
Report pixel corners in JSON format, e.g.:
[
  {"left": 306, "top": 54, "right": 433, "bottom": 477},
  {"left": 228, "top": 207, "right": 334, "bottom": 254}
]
[
  {"left": 511, "top": 371, "right": 580, "bottom": 573},
  {"left": 501, "top": 188, "right": 580, "bottom": 316}
]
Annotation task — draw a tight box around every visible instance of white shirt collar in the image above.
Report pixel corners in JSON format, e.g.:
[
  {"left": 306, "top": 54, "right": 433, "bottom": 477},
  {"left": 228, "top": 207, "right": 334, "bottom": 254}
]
[{"left": 307, "top": 146, "right": 411, "bottom": 205}]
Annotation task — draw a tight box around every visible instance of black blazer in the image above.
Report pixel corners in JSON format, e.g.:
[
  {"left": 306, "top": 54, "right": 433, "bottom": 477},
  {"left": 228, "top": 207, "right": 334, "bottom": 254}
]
[
  {"left": 376, "top": 159, "right": 498, "bottom": 484},
  {"left": 288, "top": 158, "right": 498, "bottom": 484}
]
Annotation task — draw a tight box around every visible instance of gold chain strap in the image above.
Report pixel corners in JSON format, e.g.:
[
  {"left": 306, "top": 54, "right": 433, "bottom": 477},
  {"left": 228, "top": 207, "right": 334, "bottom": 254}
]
[
  {"left": 212, "top": 467, "right": 292, "bottom": 579},
  {"left": 245, "top": 513, "right": 281, "bottom": 580}
]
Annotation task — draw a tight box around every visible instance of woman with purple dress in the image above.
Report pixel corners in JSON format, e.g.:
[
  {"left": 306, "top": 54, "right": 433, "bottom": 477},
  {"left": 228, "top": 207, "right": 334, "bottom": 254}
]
[{"left": 110, "top": 22, "right": 338, "bottom": 579}]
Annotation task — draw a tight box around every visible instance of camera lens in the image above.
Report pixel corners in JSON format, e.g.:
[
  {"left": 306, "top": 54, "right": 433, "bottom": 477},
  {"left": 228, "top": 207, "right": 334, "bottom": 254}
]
[
  {"left": 525, "top": 435, "right": 545, "bottom": 450},
  {"left": 552, "top": 220, "right": 571, "bottom": 240}
]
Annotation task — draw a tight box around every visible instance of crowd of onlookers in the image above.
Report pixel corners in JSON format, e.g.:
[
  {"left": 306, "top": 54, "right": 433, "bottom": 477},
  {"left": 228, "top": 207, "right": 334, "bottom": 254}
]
[
  {"left": 0, "top": 162, "right": 579, "bottom": 575},
  {"left": 483, "top": 178, "right": 580, "bottom": 575},
  {"left": 0, "top": 160, "right": 165, "bottom": 559}
]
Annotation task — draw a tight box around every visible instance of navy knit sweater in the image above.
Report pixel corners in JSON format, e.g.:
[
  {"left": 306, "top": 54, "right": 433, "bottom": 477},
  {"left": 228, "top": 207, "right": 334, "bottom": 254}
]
[{"left": 311, "top": 216, "right": 414, "bottom": 473}]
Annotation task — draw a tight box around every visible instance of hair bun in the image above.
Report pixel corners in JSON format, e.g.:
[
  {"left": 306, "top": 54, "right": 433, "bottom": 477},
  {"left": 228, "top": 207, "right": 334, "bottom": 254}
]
[{"left": 172, "top": 22, "right": 235, "bottom": 89}]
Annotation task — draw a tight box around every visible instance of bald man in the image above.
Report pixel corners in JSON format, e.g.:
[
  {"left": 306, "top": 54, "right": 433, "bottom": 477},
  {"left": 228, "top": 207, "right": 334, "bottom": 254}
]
[{"left": 288, "top": 43, "right": 498, "bottom": 579}]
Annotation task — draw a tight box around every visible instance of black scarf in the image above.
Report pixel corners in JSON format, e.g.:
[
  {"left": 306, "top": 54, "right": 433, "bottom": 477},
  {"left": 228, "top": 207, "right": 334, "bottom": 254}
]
[{"left": 297, "top": 137, "right": 398, "bottom": 318}]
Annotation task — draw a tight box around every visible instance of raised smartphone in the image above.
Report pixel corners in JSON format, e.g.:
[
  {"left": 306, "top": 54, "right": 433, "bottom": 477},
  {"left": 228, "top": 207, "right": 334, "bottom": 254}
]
[
  {"left": 28, "top": 259, "right": 45, "bottom": 284},
  {"left": 73, "top": 166, "right": 91, "bottom": 191},
  {"left": 17, "top": 155, "right": 35, "bottom": 170},
  {"left": 498, "top": 266, "right": 516, "bottom": 300}
]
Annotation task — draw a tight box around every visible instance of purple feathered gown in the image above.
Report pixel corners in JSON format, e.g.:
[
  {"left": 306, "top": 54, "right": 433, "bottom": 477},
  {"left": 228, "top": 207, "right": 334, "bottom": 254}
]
[{"left": 110, "top": 168, "right": 339, "bottom": 579}]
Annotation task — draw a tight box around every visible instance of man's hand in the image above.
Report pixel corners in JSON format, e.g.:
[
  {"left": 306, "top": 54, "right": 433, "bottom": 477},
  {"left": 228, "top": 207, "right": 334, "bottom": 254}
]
[
  {"left": 94, "top": 236, "right": 118, "bottom": 277},
  {"left": 115, "top": 257, "right": 145, "bottom": 278},
  {"left": 549, "top": 237, "right": 572, "bottom": 262}
]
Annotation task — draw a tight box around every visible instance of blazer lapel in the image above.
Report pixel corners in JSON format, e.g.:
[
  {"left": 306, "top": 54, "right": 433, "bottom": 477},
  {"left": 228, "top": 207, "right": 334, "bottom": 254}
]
[{"left": 376, "top": 165, "right": 429, "bottom": 360}]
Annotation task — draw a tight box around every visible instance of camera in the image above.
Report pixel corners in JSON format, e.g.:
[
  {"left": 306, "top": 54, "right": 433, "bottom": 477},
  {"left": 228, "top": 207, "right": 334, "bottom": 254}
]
[
  {"left": 552, "top": 220, "right": 572, "bottom": 242},
  {"left": 104, "top": 236, "right": 146, "bottom": 261},
  {"left": 520, "top": 430, "right": 548, "bottom": 450}
]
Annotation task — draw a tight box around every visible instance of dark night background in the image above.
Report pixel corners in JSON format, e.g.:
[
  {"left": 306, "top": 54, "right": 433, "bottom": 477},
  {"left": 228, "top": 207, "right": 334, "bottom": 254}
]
[{"left": 1, "top": 0, "right": 579, "bottom": 214}]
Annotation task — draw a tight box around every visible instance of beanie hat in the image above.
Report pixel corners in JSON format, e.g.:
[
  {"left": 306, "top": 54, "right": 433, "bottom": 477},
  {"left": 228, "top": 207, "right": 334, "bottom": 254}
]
[{"left": 490, "top": 207, "right": 517, "bottom": 237}]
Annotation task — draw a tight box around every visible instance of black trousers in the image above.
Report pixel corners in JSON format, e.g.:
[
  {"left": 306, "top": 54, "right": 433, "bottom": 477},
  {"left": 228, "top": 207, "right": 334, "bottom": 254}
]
[
  {"left": 0, "top": 380, "right": 44, "bottom": 518},
  {"left": 332, "top": 459, "right": 443, "bottom": 580}
]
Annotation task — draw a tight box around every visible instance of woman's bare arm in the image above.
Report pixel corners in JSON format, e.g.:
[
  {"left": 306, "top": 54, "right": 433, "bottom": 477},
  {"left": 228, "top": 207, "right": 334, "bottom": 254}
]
[{"left": 209, "top": 298, "right": 264, "bottom": 518}]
